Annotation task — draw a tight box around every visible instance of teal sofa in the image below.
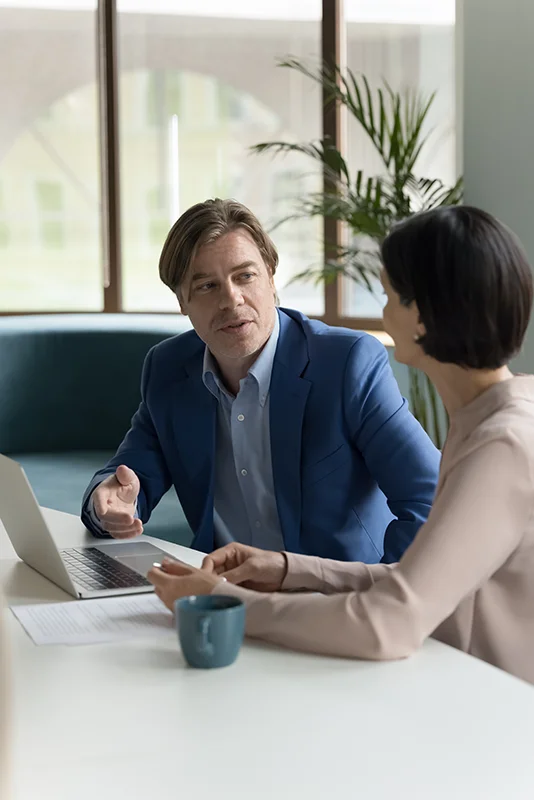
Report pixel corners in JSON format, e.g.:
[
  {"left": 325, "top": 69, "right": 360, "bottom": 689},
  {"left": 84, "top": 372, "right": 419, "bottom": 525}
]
[{"left": 0, "top": 314, "right": 194, "bottom": 546}]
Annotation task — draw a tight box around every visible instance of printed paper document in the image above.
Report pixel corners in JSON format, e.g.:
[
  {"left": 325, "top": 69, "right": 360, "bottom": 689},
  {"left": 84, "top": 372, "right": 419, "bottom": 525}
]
[{"left": 11, "top": 594, "right": 173, "bottom": 646}]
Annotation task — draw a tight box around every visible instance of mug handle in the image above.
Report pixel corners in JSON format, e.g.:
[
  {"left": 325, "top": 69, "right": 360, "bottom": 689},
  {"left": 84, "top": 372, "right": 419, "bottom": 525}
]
[{"left": 197, "top": 616, "right": 214, "bottom": 655}]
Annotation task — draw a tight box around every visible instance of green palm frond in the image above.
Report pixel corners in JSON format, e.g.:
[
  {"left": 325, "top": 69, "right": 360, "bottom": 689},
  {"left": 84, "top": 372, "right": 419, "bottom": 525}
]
[
  {"left": 289, "top": 246, "right": 380, "bottom": 292},
  {"left": 296, "top": 184, "right": 393, "bottom": 235},
  {"left": 408, "top": 176, "right": 464, "bottom": 210},
  {"left": 252, "top": 57, "right": 462, "bottom": 448},
  {"left": 277, "top": 59, "right": 436, "bottom": 184},
  {"left": 252, "top": 138, "right": 350, "bottom": 185},
  {"left": 281, "top": 175, "right": 399, "bottom": 235},
  {"left": 409, "top": 368, "right": 429, "bottom": 435}
]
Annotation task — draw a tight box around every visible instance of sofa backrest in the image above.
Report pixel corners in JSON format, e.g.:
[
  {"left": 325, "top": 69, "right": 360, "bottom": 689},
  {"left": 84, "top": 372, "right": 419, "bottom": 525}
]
[{"left": 0, "top": 314, "right": 192, "bottom": 454}]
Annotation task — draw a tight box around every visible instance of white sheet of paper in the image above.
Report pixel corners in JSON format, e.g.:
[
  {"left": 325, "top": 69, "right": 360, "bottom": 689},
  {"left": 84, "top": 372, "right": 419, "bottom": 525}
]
[{"left": 10, "top": 594, "right": 174, "bottom": 646}]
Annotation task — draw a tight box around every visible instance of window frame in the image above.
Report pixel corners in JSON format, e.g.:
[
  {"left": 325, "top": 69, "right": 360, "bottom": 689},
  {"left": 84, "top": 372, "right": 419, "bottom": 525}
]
[{"left": 0, "top": 0, "right": 385, "bottom": 334}]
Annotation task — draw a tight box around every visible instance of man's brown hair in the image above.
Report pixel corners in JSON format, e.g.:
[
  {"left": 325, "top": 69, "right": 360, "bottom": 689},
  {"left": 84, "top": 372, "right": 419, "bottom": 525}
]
[{"left": 159, "top": 198, "right": 279, "bottom": 296}]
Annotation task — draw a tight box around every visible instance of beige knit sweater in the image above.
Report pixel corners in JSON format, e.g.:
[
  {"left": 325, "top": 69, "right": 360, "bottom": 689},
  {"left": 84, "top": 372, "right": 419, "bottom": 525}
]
[{"left": 216, "top": 376, "right": 534, "bottom": 684}]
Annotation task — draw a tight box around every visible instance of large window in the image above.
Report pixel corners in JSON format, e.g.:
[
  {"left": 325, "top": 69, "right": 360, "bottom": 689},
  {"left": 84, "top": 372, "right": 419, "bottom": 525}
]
[
  {"left": 0, "top": 2, "right": 102, "bottom": 312},
  {"left": 117, "top": 3, "right": 323, "bottom": 313},
  {"left": 0, "top": 0, "right": 456, "bottom": 329},
  {"left": 343, "top": 0, "right": 456, "bottom": 320}
]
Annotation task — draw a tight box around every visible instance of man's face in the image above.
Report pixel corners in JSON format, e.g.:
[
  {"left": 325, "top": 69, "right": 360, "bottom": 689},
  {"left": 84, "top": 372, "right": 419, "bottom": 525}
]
[{"left": 178, "top": 229, "right": 277, "bottom": 367}]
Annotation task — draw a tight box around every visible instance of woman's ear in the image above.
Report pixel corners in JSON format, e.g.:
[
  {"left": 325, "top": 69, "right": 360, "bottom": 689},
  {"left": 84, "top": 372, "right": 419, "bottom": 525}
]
[{"left": 414, "top": 315, "right": 426, "bottom": 343}]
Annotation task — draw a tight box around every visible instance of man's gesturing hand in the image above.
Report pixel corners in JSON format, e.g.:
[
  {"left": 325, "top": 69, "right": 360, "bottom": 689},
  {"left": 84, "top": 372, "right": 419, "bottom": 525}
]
[{"left": 92, "top": 464, "right": 143, "bottom": 539}]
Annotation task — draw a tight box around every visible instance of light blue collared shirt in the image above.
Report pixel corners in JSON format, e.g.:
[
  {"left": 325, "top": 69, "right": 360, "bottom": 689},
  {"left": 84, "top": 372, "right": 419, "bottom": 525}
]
[{"left": 202, "top": 310, "right": 284, "bottom": 551}]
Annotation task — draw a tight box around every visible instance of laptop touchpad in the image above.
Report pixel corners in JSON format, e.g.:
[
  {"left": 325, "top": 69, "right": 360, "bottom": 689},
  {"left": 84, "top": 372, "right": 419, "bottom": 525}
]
[{"left": 96, "top": 542, "right": 168, "bottom": 577}]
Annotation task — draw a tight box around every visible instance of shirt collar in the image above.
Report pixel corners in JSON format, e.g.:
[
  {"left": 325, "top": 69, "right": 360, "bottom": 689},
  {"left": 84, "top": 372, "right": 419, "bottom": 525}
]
[{"left": 202, "top": 310, "right": 280, "bottom": 407}]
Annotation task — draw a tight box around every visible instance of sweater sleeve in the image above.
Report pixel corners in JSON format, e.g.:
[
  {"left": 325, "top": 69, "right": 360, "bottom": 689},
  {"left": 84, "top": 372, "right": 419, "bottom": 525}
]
[
  {"left": 215, "top": 433, "right": 532, "bottom": 660},
  {"left": 282, "top": 552, "right": 395, "bottom": 593}
]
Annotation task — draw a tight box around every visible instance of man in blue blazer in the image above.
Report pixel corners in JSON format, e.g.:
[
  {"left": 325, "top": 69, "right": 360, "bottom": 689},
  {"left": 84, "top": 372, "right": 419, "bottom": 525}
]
[{"left": 82, "top": 199, "right": 439, "bottom": 563}]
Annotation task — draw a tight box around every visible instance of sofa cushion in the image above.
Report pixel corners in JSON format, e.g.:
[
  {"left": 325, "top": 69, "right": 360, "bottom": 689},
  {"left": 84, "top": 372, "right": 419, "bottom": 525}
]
[
  {"left": 0, "top": 314, "right": 192, "bottom": 454},
  {"left": 15, "top": 451, "right": 193, "bottom": 548}
]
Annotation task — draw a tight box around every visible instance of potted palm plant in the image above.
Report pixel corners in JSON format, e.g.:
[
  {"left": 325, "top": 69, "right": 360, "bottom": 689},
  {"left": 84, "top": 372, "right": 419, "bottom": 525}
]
[{"left": 253, "top": 58, "right": 463, "bottom": 449}]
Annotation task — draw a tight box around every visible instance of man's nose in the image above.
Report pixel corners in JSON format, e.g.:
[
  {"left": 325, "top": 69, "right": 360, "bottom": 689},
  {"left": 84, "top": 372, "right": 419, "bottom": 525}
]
[{"left": 219, "top": 281, "right": 244, "bottom": 309}]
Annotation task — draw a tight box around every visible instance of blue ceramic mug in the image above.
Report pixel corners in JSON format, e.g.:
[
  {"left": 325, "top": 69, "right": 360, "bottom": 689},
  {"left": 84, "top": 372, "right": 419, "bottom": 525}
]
[{"left": 175, "top": 595, "right": 246, "bottom": 669}]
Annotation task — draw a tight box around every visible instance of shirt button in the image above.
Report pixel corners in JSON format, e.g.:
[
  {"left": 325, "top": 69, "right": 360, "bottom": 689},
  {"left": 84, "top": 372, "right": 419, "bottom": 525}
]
[
  {"left": 237, "top": 414, "right": 245, "bottom": 421},
  {"left": 241, "top": 469, "right": 248, "bottom": 476},
  {"left": 255, "top": 521, "right": 261, "bottom": 528}
]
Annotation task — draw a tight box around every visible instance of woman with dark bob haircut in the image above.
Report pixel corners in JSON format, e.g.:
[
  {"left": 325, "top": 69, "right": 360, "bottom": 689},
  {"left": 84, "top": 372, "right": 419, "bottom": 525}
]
[{"left": 148, "top": 206, "right": 534, "bottom": 685}]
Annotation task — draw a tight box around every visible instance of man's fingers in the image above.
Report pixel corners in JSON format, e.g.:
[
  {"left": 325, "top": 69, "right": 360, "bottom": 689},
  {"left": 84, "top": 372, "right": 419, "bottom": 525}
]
[
  {"left": 93, "top": 467, "right": 139, "bottom": 521},
  {"left": 92, "top": 494, "right": 110, "bottom": 519},
  {"left": 93, "top": 496, "right": 136, "bottom": 522},
  {"left": 108, "top": 527, "right": 142, "bottom": 540},
  {"left": 115, "top": 464, "right": 138, "bottom": 487},
  {"left": 102, "top": 525, "right": 133, "bottom": 536},
  {"left": 101, "top": 513, "right": 136, "bottom": 528},
  {"left": 102, "top": 519, "right": 142, "bottom": 533},
  {"left": 104, "top": 520, "right": 143, "bottom": 538}
]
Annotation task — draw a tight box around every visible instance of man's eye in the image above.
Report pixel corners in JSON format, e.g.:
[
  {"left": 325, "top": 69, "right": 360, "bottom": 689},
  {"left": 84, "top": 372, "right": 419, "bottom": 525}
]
[
  {"left": 239, "top": 273, "right": 254, "bottom": 281},
  {"left": 196, "top": 283, "right": 215, "bottom": 292}
]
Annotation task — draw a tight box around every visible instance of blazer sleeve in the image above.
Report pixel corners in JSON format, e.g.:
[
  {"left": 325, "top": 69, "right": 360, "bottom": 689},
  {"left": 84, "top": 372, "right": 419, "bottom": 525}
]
[
  {"left": 214, "top": 434, "right": 531, "bottom": 660},
  {"left": 343, "top": 335, "right": 441, "bottom": 562},
  {"left": 81, "top": 346, "right": 172, "bottom": 535}
]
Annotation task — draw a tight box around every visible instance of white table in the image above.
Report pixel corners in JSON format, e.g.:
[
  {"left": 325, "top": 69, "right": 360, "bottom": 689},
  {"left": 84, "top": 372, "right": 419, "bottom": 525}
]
[{"left": 2, "top": 509, "right": 534, "bottom": 800}]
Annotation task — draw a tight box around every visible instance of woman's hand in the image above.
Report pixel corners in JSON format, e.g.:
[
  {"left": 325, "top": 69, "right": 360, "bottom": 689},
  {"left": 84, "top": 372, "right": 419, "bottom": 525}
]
[
  {"left": 147, "top": 558, "right": 222, "bottom": 612},
  {"left": 202, "top": 543, "right": 288, "bottom": 592}
]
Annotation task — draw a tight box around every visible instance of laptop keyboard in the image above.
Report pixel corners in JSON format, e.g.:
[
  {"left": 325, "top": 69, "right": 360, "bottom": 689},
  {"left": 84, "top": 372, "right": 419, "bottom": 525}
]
[{"left": 61, "top": 547, "right": 152, "bottom": 592}]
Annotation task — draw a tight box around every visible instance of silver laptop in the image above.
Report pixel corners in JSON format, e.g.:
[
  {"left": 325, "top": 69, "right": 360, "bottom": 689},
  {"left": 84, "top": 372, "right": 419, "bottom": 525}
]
[{"left": 0, "top": 453, "right": 172, "bottom": 599}]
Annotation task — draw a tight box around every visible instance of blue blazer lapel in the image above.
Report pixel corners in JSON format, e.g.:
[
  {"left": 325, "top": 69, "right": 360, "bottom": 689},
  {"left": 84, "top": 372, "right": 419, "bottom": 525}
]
[
  {"left": 270, "top": 312, "right": 311, "bottom": 552},
  {"left": 172, "top": 355, "right": 217, "bottom": 549}
]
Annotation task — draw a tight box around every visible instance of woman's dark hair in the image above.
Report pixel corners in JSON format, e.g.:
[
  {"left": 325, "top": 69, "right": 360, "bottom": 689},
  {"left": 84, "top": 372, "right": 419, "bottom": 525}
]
[{"left": 381, "top": 205, "right": 533, "bottom": 369}]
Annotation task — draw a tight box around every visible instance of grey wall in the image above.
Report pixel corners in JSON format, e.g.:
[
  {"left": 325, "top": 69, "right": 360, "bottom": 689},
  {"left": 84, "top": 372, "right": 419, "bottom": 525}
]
[
  {"left": 461, "top": 0, "right": 534, "bottom": 372},
  {"left": 394, "top": 0, "right": 534, "bottom": 409}
]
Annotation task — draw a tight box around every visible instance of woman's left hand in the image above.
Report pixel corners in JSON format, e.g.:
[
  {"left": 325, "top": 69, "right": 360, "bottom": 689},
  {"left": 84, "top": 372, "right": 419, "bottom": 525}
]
[{"left": 147, "top": 557, "right": 222, "bottom": 611}]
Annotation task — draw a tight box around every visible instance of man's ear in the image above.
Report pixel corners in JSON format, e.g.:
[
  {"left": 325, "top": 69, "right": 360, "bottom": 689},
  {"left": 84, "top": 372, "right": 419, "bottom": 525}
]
[
  {"left": 176, "top": 291, "right": 188, "bottom": 316},
  {"left": 269, "top": 268, "right": 280, "bottom": 305}
]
